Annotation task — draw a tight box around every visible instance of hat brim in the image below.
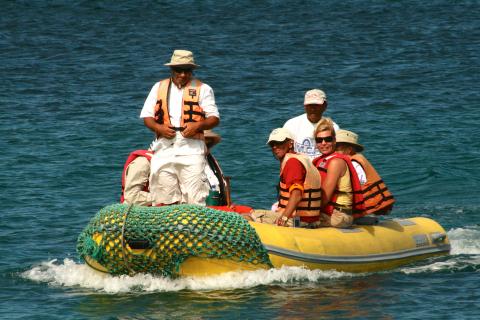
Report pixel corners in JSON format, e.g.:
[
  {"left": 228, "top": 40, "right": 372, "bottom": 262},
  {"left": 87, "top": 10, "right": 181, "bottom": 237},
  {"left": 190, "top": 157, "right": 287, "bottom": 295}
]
[
  {"left": 205, "top": 132, "right": 221, "bottom": 148},
  {"left": 353, "top": 144, "right": 364, "bottom": 153},
  {"left": 304, "top": 99, "right": 326, "bottom": 106},
  {"left": 337, "top": 141, "right": 364, "bottom": 153},
  {"left": 165, "top": 63, "right": 200, "bottom": 68},
  {"left": 266, "top": 138, "right": 291, "bottom": 145}
]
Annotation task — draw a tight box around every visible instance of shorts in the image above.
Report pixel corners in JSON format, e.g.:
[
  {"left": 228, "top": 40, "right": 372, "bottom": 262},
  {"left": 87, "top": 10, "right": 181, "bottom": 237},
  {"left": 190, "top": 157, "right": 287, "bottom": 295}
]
[{"left": 318, "top": 209, "right": 354, "bottom": 228}]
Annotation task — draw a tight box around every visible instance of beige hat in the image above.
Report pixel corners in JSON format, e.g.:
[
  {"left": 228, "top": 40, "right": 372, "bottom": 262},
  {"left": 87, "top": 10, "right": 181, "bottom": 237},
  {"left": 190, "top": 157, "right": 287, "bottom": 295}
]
[
  {"left": 304, "top": 89, "right": 327, "bottom": 105},
  {"left": 164, "top": 50, "right": 199, "bottom": 68},
  {"left": 266, "top": 128, "right": 293, "bottom": 144},
  {"left": 204, "top": 130, "right": 221, "bottom": 148},
  {"left": 335, "top": 129, "right": 364, "bottom": 152}
]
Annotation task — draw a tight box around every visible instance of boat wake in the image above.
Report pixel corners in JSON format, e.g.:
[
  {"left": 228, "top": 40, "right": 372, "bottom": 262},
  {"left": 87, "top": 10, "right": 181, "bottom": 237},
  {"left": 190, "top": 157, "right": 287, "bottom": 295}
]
[
  {"left": 400, "top": 226, "right": 480, "bottom": 274},
  {"left": 21, "top": 259, "right": 354, "bottom": 293},
  {"left": 21, "top": 227, "right": 479, "bottom": 293}
]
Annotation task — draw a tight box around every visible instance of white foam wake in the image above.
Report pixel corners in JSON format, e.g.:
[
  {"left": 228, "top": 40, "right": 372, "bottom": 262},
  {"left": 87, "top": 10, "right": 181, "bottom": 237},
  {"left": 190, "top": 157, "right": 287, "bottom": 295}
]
[
  {"left": 400, "top": 226, "right": 480, "bottom": 274},
  {"left": 22, "top": 259, "right": 353, "bottom": 294},
  {"left": 23, "top": 227, "right": 480, "bottom": 291},
  {"left": 447, "top": 227, "right": 480, "bottom": 255}
]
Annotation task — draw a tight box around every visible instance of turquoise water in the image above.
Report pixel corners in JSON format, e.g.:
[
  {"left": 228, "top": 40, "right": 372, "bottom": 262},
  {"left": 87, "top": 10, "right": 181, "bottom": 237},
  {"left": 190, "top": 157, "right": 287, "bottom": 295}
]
[{"left": 1, "top": 1, "right": 479, "bottom": 319}]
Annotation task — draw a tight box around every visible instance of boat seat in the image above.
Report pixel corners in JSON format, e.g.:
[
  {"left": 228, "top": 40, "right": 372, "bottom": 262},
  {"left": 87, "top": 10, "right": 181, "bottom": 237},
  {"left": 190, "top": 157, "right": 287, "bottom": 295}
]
[{"left": 353, "top": 216, "right": 379, "bottom": 225}]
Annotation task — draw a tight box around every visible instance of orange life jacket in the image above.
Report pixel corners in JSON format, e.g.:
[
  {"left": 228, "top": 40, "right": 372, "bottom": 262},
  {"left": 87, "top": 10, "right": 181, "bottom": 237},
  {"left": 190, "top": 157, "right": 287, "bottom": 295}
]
[
  {"left": 351, "top": 153, "right": 395, "bottom": 215},
  {"left": 278, "top": 153, "right": 322, "bottom": 218},
  {"left": 120, "top": 150, "right": 153, "bottom": 203},
  {"left": 154, "top": 78, "right": 205, "bottom": 140},
  {"left": 313, "top": 152, "right": 366, "bottom": 218}
]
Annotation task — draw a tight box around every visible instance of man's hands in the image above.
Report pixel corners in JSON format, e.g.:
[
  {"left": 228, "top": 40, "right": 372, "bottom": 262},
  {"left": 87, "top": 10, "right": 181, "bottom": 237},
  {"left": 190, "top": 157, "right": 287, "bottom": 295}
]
[
  {"left": 156, "top": 124, "right": 176, "bottom": 139},
  {"left": 181, "top": 122, "right": 202, "bottom": 138},
  {"left": 143, "top": 116, "right": 219, "bottom": 139},
  {"left": 276, "top": 215, "right": 289, "bottom": 226}
]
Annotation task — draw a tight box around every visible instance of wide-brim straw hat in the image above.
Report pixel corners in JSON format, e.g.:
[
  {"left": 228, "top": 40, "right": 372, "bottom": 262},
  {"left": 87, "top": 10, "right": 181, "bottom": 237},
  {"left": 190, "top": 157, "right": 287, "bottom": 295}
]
[
  {"left": 164, "top": 49, "right": 200, "bottom": 68},
  {"left": 204, "top": 130, "right": 221, "bottom": 148},
  {"left": 335, "top": 129, "right": 364, "bottom": 152}
]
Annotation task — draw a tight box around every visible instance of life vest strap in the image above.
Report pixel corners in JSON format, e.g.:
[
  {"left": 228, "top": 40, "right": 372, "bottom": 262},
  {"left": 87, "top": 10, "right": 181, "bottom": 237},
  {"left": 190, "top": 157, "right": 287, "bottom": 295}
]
[
  {"left": 364, "top": 195, "right": 395, "bottom": 210},
  {"left": 362, "top": 179, "right": 384, "bottom": 193},
  {"left": 363, "top": 186, "right": 390, "bottom": 201}
]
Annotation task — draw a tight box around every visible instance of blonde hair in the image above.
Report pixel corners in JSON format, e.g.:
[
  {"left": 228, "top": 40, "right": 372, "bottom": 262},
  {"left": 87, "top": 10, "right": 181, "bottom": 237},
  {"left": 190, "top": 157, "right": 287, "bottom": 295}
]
[{"left": 314, "top": 117, "right": 336, "bottom": 137}]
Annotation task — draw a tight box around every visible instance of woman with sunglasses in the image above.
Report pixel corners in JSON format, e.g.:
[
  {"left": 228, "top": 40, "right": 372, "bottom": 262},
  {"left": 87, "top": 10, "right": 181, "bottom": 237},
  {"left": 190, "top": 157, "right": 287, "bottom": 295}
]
[{"left": 312, "top": 118, "right": 365, "bottom": 228}]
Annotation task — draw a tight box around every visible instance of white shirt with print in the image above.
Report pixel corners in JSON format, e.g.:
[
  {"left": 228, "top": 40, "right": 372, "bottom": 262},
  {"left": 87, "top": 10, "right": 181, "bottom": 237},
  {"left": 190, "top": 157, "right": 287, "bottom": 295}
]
[{"left": 283, "top": 114, "right": 339, "bottom": 159}]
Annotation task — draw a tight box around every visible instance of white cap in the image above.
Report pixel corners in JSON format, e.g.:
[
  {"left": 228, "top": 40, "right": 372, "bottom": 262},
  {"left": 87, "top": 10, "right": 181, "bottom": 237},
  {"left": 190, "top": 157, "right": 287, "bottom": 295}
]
[
  {"left": 304, "top": 89, "right": 327, "bottom": 105},
  {"left": 267, "top": 128, "right": 293, "bottom": 144}
]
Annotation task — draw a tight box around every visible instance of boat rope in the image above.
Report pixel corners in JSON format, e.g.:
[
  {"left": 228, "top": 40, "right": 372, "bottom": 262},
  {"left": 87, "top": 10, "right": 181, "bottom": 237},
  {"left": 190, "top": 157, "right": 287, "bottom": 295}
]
[{"left": 121, "top": 203, "right": 135, "bottom": 276}]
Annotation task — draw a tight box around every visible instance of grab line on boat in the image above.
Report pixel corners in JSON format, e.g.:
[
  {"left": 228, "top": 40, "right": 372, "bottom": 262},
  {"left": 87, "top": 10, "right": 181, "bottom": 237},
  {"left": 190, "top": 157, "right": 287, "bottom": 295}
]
[{"left": 263, "top": 244, "right": 451, "bottom": 264}]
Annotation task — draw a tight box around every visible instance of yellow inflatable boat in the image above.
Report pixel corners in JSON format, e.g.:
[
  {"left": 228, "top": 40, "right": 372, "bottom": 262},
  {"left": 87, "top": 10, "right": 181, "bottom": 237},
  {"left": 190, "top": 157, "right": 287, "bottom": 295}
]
[
  {"left": 250, "top": 217, "right": 449, "bottom": 273},
  {"left": 77, "top": 204, "right": 450, "bottom": 277}
]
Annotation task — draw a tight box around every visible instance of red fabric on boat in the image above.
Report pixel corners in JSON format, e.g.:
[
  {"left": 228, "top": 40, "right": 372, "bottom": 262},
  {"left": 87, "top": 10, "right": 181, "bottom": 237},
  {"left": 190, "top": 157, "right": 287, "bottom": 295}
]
[{"left": 208, "top": 205, "right": 254, "bottom": 214}]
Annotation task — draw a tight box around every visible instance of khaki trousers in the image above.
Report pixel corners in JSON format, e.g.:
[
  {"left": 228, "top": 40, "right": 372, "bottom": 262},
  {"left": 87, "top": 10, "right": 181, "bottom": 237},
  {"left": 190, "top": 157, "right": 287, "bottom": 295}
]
[{"left": 318, "top": 209, "right": 354, "bottom": 228}]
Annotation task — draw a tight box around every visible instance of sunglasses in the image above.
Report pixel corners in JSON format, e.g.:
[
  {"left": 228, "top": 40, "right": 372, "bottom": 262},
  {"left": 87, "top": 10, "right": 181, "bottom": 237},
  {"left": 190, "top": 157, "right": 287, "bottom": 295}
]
[
  {"left": 315, "top": 136, "right": 334, "bottom": 143},
  {"left": 172, "top": 67, "right": 193, "bottom": 73}
]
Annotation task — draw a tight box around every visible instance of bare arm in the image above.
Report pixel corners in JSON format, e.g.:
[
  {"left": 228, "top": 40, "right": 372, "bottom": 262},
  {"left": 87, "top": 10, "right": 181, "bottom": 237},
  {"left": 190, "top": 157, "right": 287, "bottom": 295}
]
[
  {"left": 322, "top": 158, "right": 347, "bottom": 205},
  {"left": 277, "top": 188, "right": 303, "bottom": 226}
]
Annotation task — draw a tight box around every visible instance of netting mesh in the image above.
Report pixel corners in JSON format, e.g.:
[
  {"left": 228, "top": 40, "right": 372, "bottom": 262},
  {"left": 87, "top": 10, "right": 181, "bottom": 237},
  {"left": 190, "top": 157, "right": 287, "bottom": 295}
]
[{"left": 77, "top": 204, "right": 272, "bottom": 277}]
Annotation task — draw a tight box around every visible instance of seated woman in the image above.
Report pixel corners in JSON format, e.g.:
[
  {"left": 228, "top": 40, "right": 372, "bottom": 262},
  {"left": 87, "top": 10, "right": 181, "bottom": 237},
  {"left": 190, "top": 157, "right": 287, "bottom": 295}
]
[{"left": 312, "top": 118, "right": 365, "bottom": 228}]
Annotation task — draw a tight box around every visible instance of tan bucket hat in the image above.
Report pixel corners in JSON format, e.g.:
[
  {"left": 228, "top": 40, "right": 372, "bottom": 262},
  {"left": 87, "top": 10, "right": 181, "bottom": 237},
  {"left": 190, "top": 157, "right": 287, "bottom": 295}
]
[
  {"left": 304, "top": 89, "right": 327, "bottom": 105},
  {"left": 266, "top": 128, "right": 293, "bottom": 144},
  {"left": 164, "top": 49, "right": 199, "bottom": 68},
  {"left": 204, "top": 130, "right": 221, "bottom": 148},
  {"left": 335, "top": 129, "right": 364, "bottom": 152}
]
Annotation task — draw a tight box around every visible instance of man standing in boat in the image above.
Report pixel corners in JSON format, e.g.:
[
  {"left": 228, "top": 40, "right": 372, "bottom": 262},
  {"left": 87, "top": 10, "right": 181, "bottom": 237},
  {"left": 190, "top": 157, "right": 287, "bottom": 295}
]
[
  {"left": 140, "top": 50, "right": 220, "bottom": 206},
  {"left": 250, "top": 128, "right": 322, "bottom": 227},
  {"left": 283, "top": 89, "right": 339, "bottom": 159}
]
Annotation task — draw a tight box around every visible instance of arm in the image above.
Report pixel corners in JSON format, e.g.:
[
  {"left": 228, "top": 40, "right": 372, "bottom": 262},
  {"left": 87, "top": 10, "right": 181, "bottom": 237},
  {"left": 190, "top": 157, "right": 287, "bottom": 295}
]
[
  {"left": 140, "top": 82, "right": 176, "bottom": 139},
  {"left": 322, "top": 158, "right": 347, "bottom": 206},
  {"left": 277, "top": 188, "right": 302, "bottom": 226}
]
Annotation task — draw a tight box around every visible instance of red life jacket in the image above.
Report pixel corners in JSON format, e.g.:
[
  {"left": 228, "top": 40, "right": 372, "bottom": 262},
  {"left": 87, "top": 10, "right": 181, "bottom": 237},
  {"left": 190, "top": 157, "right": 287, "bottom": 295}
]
[
  {"left": 120, "top": 150, "right": 153, "bottom": 203},
  {"left": 313, "top": 152, "right": 366, "bottom": 218}
]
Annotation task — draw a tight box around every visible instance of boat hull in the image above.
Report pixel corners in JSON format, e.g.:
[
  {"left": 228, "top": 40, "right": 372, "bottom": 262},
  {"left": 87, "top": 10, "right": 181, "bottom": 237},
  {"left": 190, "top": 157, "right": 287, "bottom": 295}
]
[
  {"left": 252, "top": 218, "right": 450, "bottom": 273},
  {"left": 78, "top": 205, "right": 450, "bottom": 276}
]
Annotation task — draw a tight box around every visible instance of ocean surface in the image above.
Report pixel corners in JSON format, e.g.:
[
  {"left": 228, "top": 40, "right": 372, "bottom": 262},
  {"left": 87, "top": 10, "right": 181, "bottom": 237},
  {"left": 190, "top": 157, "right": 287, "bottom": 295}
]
[{"left": 1, "top": 1, "right": 479, "bottom": 319}]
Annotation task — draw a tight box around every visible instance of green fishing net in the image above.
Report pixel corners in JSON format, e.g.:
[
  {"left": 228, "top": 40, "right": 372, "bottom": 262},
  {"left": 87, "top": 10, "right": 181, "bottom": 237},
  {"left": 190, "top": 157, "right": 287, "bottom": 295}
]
[{"left": 77, "top": 204, "right": 272, "bottom": 277}]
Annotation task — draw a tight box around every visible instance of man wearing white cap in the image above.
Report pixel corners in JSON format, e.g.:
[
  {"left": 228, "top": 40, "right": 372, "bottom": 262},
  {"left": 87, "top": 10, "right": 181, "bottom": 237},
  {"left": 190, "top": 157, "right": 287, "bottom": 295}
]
[
  {"left": 140, "top": 50, "right": 219, "bottom": 205},
  {"left": 249, "top": 128, "right": 321, "bottom": 228},
  {"left": 283, "top": 89, "right": 339, "bottom": 159}
]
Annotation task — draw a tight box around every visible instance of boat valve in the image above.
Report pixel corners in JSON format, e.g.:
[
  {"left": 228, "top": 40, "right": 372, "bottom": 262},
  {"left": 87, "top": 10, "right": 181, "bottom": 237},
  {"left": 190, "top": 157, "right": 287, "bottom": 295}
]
[{"left": 430, "top": 232, "right": 447, "bottom": 244}]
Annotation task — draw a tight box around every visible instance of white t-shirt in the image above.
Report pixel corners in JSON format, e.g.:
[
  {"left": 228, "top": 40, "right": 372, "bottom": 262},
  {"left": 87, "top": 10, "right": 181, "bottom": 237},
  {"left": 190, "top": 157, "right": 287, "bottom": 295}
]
[
  {"left": 352, "top": 160, "right": 367, "bottom": 185},
  {"left": 283, "top": 114, "right": 339, "bottom": 159},
  {"left": 140, "top": 80, "right": 219, "bottom": 156}
]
